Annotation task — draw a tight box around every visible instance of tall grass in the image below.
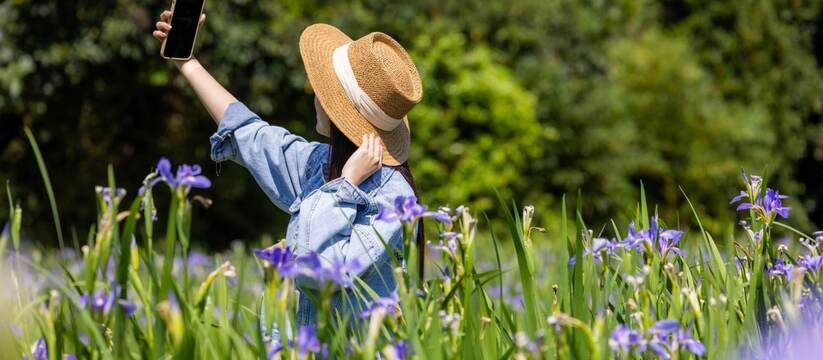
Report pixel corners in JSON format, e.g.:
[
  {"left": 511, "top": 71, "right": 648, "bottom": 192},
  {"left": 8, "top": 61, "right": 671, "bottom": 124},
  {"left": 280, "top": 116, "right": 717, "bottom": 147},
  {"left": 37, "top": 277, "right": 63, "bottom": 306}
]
[{"left": 2, "top": 133, "right": 822, "bottom": 359}]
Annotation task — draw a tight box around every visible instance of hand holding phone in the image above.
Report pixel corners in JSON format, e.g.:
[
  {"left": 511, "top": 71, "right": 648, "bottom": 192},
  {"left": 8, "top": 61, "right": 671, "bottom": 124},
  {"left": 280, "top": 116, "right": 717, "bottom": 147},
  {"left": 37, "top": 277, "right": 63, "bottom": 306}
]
[{"left": 155, "top": 0, "right": 206, "bottom": 60}]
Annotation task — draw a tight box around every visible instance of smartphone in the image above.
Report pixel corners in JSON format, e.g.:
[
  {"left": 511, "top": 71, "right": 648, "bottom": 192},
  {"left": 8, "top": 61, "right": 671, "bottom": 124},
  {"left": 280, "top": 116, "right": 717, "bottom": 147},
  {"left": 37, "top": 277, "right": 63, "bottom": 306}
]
[{"left": 160, "top": 0, "right": 206, "bottom": 60}]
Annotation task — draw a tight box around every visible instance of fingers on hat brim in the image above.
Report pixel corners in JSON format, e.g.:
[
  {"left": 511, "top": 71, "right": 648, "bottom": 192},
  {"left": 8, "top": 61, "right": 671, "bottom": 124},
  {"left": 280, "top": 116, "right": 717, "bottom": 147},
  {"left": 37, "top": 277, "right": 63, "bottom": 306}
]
[{"left": 299, "top": 24, "right": 411, "bottom": 166}]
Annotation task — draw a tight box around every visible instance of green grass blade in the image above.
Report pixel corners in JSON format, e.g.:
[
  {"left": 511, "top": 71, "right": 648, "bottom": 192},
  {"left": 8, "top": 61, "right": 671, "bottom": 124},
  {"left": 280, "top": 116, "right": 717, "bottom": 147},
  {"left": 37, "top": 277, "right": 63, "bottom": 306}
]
[{"left": 23, "top": 127, "right": 64, "bottom": 248}]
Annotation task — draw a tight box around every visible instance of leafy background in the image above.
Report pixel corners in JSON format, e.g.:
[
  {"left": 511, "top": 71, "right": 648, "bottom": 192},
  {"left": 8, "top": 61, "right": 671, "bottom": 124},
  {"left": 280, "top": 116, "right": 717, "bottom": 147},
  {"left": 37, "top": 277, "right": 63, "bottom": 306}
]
[{"left": 2, "top": 0, "right": 823, "bottom": 248}]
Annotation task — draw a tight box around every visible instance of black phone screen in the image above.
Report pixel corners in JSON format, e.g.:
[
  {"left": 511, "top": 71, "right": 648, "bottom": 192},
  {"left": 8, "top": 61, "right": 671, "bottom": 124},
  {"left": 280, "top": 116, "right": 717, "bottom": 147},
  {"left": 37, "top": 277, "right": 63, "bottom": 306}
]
[{"left": 162, "top": 0, "right": 204, "bottom": 59}]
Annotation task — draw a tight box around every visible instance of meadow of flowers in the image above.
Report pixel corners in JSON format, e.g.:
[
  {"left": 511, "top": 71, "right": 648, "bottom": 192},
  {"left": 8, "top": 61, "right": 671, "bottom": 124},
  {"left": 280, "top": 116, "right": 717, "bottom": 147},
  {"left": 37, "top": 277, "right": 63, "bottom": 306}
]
[{"left": 3, "top": 146, "right": 823, "bottom": 359}]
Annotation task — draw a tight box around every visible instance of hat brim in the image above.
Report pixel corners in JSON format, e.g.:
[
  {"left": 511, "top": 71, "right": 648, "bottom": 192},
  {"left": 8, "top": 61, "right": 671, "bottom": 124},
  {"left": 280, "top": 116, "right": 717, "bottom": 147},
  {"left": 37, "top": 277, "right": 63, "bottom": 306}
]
[{"left": 299, "top": 23, "right": 410, "bottom": 166}]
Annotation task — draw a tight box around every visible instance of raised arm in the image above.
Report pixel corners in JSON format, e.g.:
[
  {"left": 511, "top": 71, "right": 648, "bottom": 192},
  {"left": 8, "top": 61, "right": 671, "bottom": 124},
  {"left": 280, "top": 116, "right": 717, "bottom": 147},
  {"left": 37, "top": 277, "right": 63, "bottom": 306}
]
[
  {"left": 153, "top": 10, "right": 235, "bottom": 124},
  {"left": 153, "top": 9, "right": 319, "bottom": 211}
]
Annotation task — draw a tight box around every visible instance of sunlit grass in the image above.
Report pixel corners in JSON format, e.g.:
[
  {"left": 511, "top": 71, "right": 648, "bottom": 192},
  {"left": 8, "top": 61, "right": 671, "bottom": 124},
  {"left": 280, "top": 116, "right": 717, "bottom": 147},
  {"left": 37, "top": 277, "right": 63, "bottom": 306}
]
[{"left": 3, "top": 132, "right": 822, "bottom": 359}]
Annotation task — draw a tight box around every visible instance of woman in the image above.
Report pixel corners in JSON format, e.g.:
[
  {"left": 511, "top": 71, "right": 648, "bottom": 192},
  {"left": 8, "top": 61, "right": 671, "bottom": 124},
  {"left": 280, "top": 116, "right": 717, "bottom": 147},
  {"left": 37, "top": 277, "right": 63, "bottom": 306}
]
[{"left": 152, "top": 13, "right": 425, "bottom": 329}]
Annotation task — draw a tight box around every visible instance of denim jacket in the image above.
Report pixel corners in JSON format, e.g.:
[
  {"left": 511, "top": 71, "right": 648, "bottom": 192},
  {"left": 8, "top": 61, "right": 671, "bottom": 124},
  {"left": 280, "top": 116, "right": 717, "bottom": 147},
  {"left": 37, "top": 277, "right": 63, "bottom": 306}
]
[{"left": 209, "top": 102, "right": 414, "bottom": 329}]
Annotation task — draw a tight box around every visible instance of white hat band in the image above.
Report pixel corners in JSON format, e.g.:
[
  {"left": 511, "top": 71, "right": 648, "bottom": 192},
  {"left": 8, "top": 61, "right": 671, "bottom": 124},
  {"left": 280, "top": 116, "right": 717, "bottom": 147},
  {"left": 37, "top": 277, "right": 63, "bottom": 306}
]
[{"left": 332, "top": 43, "right": 403, "bottom": 131}]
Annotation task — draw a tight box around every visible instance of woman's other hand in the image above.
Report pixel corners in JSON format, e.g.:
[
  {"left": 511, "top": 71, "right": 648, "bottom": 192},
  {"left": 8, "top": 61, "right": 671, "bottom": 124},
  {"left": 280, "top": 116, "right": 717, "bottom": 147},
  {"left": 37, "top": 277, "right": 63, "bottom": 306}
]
[
  {"left": 341, "top": 133, "right": 383, "bottom": 186},
  {"left": 152, "top": 10, "right": 206, "bottom": 66}
]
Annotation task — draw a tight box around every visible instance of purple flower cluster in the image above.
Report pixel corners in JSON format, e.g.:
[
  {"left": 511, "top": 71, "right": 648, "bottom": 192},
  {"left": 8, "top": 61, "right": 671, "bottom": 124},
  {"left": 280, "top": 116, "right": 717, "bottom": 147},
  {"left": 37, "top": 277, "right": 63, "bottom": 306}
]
[
  {"left": 78, "top": 284, "right": 136, "bottom": 316},
  {"left": 25, "top": 338, "right": 77, "bottom": 360},
  {"left": 609, "top": 324, "right": 645, "bottom": 353},
  {"left": 267, "top": 325, "right": 326, "bottom": 358},
  {"left": 767, "top": 258, "right": 796, "bottom": 281},
  {"left": 620, "top": 217, "right": 685, "bottom": 258},
  {"left": 647, "top": 320, "right": 705, "bottom": 358},
  {"left": 799, "top": 255, "right": 823, "bottom": 274},
  {"left": 96, "top": 186, "right": 126, "bottom": 205},
  {"left": 428, "top": 231, "right": 462, "bottom": 258},
  {"left": 610, "top": 320, "right": 705, "bottom": 358},
  {"left": 376, "top": 195, "right": 452, "bottom": 225},
  {"left": 730, "top": 169, "right": 790, "bottom": 224},
  {"left": 567, "top": 237, "right": 619, "bottom": 266},
  {"left": 140, "top": 157, "right": 211, "bottom": 194},
  {"left": 387, "top": 340, "right": 409, "bottom": 360},
  {"left": 568, "top": 217, "right": 686, "bottom": 267},
  {"left": 359, "top": 292, "right": 400, "bottom": 319},
  {"left": 768, "top": 255, "right": 823, "bottom": 282},
  {"left": 253, "top": 246, "right": 300, "bottom": 278},
  {"left": 295, "top": 326, "right": 322, "bottom": 357},
  {"left": 253, "top": 247, "right": 365, "bottom": 288}
]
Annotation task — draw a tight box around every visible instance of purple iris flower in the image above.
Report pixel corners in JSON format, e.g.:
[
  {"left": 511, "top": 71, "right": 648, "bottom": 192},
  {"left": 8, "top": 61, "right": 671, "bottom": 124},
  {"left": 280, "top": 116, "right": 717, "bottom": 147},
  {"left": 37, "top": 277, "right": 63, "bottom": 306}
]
[
  {"left": 592, "top": 237, "right": 616, "bottom": 253},
  {"left": 427, "top": 209, "right": 452, "bottom": 225},
  {"left": 658, "top": 229, "right": 685, "bottom": 257},
  {"left": 24, "top": 339, "right": 77, "bottom": 360},
  {"left": 620, "top": 222, "right": 648, "bottom": 251},
  {"left": 296, "top": 252, "right": 323, "bottom": 273},
  {"left": 762, "top": 188, "right": 791, "bottom": 219},
  {"left": 429, "top": 231, "right": 462, "bottom": 257},
  {"left": 730, "top": 190, "right": 750, "bottom": 209},
  {"left": 253, "top": 246, "right": 299, "bottom": 278},
  {"left": 31, "top": 337, "right": 47, "bottom": 360},
  {"left": 317, "top": 257, "right": 365, "bottom": 288},
  {"left": 609, "top": 325, "right": 646, "bottom": 353},
  {"left": 649, "top": 319, "right": 681, "bottom": 334},
  {"left": 767, "top": 258, "right": 795, "bottom": 281},
  {"left": 176, "top": 164, "right": 212, "bottom": 189},
  {"left": 646, "top": 322, "right": 705, "bottom": 358},
  {"left": 266, "top": 342, "right": 283, "bottom": 359},
  {"left": 78, "top": 284, "right": 134, "bottom": 315},
  {"left": 376, "top": 195, "right": 452, "bottom": 225},
  {"left": 295, "top": 326, "right": 322, "bottom": 357},
  {"left": 390, "top": 340, "right": 409, "bottom": 360},
  {"left": 359, "top": 292, "right": 400, "bottom": 319},
  {"left": 591, "top": 237, "right": 619, "bottom": 262},
  {"left": 568, "top": 237, "right": 619, "bottom": 266},
  {"left": 97, "top": 186, "right": 126, "bottom": 205},
  {"left": 730, "top": 170, "right": 790, "bottom": 222},
  {"left": 267, "top": 325, "right": 326, "bottom": 358},
  {"left": 619, "top": 218, "right": 684, "bottom": 258},
  {"left": 734, "top": 257, "right": 749, "bottom": 274},
  {"left": 799, "top": 255, "right": 823, "bottom": 274},
  {"left": 286, "top": 252, "right": 365, "bottom": 288},
  {"left": 647, "top": 338, "right": 670, "bottom": 359},
  {"left": 117, "top": 299, "right": 137, "bottom": 316},
  {"left": 140, "top": 157, "right": 211, "bottom": 194},
  {"left": 376, "top": 195, "right": 426, "bottom": 223},
  {"left": 79, "top": 288, "right": 115, "bottom": 314},
  {"left": 676, "top": 329, "right": 706, "bottom": 356}
]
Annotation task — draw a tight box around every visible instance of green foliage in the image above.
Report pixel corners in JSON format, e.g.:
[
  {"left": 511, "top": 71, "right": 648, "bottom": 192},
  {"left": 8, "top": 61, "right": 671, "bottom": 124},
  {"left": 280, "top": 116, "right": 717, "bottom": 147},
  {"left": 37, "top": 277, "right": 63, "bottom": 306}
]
[
  {"left": 5, "top": 154, "right": 822, "bottom": 359},
  {"left": 410, "top": 31, "right": 545, "bottom": 213},
  {"left": 604, "top": 29, "right": 777, "bottom": 230}
]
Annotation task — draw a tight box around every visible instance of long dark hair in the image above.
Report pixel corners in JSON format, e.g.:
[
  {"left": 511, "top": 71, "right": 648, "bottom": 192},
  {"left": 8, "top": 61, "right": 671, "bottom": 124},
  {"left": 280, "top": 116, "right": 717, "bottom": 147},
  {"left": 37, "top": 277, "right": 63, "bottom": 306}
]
[{"left": 327, "top": 123, "right": 425, "bottom": 280}]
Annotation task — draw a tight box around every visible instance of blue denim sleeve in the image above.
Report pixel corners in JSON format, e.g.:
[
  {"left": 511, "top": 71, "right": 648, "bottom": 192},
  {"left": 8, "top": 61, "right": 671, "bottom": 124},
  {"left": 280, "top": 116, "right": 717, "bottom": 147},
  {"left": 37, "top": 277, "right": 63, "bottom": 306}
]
[
  {"left": 209, "top": 102, "right": 321, "bottom": 212},
  {"left": 293, "top": 175, "right": 408, "bottom": 290}
]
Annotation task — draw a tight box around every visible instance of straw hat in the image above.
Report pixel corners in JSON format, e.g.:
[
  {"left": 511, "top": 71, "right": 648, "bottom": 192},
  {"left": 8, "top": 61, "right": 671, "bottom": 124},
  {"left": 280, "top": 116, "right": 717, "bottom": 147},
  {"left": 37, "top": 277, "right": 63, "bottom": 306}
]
[{"left": 299, "top": 23, "right": 423, "bottom": 166}]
